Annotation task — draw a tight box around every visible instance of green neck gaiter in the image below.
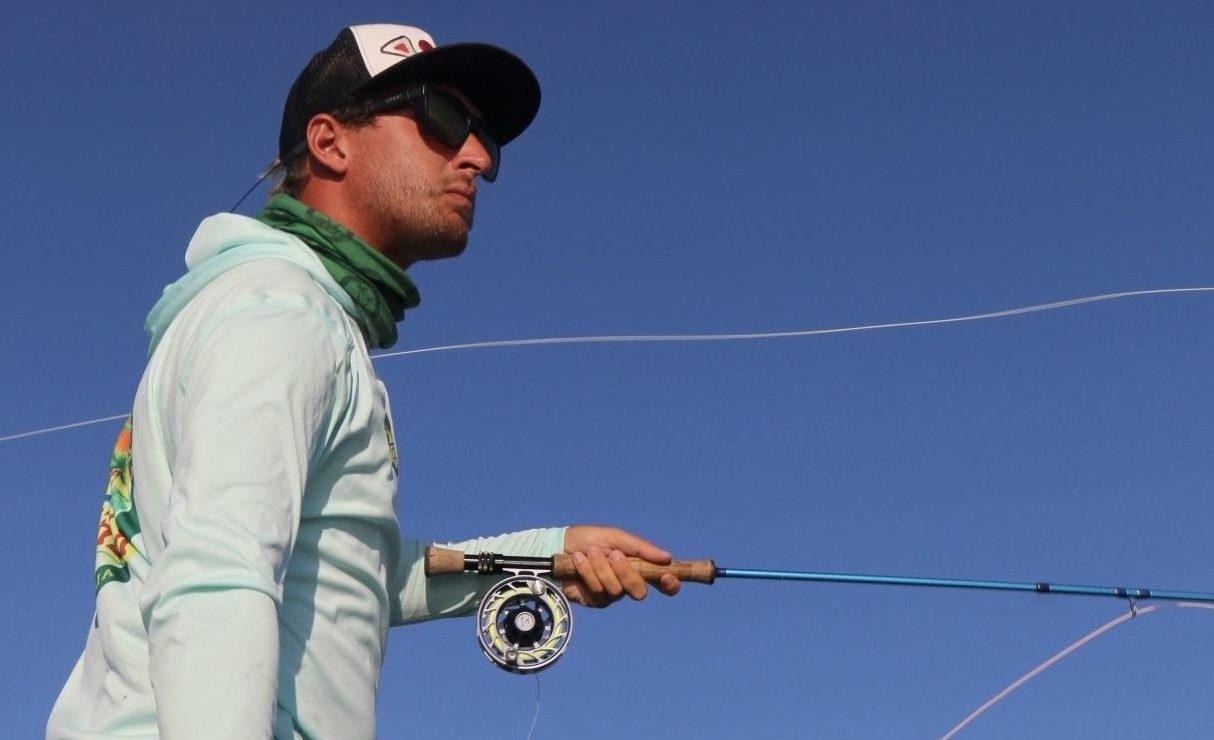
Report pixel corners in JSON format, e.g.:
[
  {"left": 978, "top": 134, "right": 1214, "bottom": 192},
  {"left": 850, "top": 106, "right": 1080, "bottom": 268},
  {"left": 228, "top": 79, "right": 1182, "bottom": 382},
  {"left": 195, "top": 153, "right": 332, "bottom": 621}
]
[{"left": 256, "top": 193, "right": 420, "bottom": 349}]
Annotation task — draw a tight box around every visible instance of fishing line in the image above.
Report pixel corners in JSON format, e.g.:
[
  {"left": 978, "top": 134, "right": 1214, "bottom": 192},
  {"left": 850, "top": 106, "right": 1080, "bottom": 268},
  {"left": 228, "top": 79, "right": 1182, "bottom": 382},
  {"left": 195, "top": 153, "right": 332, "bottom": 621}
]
[
  {"left": 524, "top": 673, "right": 541, "bottom": 740},
  {"left": 0, "top": 414, "right": 130, "bottom": 443},
  {"left": 939, "top": 602, "right": 1214, "bottom": 739},
  {"left": 374, "top": 286, "right": 1214, "bottom": 358},
  {"left": 3, "top": 286, "right": 1211, "bottom": 444}
]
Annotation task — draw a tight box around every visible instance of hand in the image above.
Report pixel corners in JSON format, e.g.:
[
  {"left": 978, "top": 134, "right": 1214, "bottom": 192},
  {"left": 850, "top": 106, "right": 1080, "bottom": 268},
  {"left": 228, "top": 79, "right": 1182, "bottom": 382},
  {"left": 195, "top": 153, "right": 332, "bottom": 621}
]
[{"left": 561, "top": 525, "right": 682, "bottom": 608}]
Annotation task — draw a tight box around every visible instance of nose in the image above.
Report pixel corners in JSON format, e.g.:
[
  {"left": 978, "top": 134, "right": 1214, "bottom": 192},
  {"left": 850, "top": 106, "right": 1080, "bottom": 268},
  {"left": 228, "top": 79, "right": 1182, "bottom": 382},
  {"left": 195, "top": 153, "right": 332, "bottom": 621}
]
[{"left": 456, "top": 131, "right": 494, "bottom": 180}]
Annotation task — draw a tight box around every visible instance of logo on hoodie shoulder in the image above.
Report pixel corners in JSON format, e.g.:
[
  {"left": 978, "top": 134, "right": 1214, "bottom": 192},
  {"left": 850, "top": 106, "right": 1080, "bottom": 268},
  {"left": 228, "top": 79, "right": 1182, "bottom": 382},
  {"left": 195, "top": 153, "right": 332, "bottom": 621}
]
[{"left": 384, "top": 416, "right": 399, "bottom": 476}]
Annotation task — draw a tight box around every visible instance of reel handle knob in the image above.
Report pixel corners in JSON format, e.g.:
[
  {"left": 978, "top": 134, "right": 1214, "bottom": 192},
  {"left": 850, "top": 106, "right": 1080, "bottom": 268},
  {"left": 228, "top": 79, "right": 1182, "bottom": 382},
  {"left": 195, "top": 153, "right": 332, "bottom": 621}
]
[{"left": 552, "top": 553, "right": 717, "bottom": 585}]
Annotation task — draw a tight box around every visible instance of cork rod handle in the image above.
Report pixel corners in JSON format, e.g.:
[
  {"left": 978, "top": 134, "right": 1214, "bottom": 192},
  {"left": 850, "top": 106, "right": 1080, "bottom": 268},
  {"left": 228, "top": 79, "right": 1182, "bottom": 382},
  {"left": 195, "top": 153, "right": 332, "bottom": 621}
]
[
  {"left": 552, "top": 553, "right": 717, "bottom": 585},
  {"left": 424, "top": 545, "right": 468, "bottom": 576}
]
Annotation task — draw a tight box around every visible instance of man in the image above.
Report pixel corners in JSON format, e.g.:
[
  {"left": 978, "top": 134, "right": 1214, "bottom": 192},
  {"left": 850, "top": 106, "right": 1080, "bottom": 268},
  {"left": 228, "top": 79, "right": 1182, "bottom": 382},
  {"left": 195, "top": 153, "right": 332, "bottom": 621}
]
[{"left": 48, "top": 23, "right": 680, "bottom": 739}]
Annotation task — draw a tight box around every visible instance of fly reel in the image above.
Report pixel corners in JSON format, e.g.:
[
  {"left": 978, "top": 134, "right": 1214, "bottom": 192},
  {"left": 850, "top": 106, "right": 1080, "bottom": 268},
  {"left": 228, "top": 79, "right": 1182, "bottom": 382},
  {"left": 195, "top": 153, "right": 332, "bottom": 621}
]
[
  {"left": 425, "top": 544, "right": 712, "bottom": 675},
  {"left": 477, "top": 573, "right": 572, "bottom": 673}
]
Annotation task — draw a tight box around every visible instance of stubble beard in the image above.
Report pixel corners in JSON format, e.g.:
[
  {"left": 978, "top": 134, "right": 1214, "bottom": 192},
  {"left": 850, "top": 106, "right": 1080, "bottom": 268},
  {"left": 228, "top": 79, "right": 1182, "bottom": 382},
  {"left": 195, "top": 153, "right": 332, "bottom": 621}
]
[{"left": 365, "top": 173, "right": 475, "bottom": 266}]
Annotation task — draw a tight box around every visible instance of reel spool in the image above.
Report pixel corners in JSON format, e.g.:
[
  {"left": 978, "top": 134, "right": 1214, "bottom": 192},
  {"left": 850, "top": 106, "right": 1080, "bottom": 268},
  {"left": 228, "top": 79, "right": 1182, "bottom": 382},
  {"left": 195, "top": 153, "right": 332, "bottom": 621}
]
[{"left": 477, "top": 574, "right": 572, "bottom": 673}]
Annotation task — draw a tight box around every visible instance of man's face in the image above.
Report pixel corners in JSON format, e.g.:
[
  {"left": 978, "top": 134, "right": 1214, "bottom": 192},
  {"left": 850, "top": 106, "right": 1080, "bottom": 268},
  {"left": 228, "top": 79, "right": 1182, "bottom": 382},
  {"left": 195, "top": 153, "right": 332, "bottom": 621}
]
[{"left": 346, "top": 86, "right": 494, "bottom": 266}]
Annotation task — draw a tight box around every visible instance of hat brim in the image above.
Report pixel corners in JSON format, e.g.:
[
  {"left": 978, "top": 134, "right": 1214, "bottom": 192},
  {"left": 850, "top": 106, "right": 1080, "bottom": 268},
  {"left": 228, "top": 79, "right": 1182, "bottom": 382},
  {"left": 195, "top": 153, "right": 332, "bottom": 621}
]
[{"left": 360, "top": 42, "right": 540, "bottom": 146}]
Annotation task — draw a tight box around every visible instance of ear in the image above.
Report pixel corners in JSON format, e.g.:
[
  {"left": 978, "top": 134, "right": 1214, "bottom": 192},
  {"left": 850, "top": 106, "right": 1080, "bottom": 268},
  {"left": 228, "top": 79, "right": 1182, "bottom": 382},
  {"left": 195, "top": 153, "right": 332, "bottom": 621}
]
[{"left": 305, "top": 113, "right": 351, "bottom": 177}]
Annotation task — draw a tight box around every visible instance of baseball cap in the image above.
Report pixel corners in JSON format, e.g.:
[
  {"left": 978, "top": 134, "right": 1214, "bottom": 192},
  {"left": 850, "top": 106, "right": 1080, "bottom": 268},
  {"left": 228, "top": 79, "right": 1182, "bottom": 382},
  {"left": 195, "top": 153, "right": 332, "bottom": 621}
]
[{"left": 278, "top": 24, "right": 541, "bottom": 159}]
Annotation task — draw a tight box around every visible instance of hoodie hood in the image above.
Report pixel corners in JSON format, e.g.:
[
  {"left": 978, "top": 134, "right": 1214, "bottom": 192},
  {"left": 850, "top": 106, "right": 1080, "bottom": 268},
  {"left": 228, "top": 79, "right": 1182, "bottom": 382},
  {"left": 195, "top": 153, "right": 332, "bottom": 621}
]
[{"left": 145, "top": 213, "right": 371, "bottom": 356}]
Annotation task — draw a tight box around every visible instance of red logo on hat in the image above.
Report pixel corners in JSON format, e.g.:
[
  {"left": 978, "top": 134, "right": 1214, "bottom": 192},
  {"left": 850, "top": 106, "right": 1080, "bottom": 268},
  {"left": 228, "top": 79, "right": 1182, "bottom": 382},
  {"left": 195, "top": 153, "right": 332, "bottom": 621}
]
[{"left": 382, "top": 36, "right": 417, "bottom": 57}]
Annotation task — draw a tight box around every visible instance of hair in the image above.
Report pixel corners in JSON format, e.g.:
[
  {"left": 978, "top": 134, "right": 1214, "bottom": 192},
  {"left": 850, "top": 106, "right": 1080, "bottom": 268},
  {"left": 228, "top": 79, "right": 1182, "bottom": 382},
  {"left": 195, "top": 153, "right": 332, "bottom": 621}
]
[{"left": 269, "top": 92, "right": 394, "bottom": 198}]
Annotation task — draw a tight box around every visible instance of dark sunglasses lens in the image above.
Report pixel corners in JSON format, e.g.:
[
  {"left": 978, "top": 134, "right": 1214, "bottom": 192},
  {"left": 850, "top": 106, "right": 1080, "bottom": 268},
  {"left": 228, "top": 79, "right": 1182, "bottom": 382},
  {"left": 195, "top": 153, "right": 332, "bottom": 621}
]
[
  {"left": 424, "top": 92, "right": 500, "bottom": 181},
  {"left": 422, "top": 93, "right": 469, "bottom": 147}
]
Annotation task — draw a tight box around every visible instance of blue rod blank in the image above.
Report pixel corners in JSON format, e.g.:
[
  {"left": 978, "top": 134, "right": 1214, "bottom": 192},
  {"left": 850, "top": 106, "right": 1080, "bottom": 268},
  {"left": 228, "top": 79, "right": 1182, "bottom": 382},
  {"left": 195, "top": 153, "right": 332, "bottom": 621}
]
[{"left": 716, "top": 568, "right": 1214, "bottom": 603}]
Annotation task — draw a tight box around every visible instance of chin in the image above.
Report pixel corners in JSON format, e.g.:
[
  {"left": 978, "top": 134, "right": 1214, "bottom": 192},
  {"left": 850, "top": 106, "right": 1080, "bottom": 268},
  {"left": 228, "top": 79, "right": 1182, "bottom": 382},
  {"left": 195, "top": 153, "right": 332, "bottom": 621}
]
[
  {"left": 416, "top": 234, "right": 469, "bottom": 263},
  {"left": 390, "top": 215, "right": 471, "bottom": 265},
  {"left": 431, "top": 242, "right": 469, "bottom": 261}
]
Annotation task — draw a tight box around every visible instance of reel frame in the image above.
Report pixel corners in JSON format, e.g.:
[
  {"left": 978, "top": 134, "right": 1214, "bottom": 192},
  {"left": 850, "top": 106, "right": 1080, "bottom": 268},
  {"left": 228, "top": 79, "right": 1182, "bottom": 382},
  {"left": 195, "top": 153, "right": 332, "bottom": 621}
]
[{"left": 477, "top": 572, "right": 572, "bottom": 673}]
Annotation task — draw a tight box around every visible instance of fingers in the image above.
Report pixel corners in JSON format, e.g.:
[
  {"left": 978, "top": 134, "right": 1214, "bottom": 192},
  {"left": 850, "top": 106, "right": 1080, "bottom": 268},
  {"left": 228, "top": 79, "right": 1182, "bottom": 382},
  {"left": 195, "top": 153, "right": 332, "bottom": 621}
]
[
  {"left": 570, "top": 548, "right": 649, "bottom": 606},
  {"left": 658, "top": 572, "right": 681, "bottom": 597},
  {"left": 611, "top": 550, "right": 649, "bottom": 601},
  {"left": 601, "top": 529, "right": 673, "bottom": 566},
  {"left": 569, "top": 551, "right": 604, "bottom": 605},
  {"left": 562, "top": 526, "right": 684, "bottom": 607},
  {"left": 565, "top": 525, "right": 672, "bottom": 565}
]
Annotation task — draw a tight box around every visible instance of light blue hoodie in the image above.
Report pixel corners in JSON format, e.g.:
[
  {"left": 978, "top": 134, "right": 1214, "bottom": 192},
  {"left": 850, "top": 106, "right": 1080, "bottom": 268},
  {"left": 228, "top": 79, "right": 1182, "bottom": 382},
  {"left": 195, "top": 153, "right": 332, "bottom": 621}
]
[{"left": 48, "top": 213, "right": 566, "bottom": 740}]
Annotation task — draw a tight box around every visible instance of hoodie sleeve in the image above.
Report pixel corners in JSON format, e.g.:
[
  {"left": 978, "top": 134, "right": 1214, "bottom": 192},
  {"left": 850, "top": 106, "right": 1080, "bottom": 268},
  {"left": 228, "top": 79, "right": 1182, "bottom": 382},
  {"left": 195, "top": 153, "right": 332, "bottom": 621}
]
[
  {"left": 389, "top": 528, "right": 568, "bottom": 625},
  {"left": 138, "top": 287, "right": 349, "bottom": 739}
]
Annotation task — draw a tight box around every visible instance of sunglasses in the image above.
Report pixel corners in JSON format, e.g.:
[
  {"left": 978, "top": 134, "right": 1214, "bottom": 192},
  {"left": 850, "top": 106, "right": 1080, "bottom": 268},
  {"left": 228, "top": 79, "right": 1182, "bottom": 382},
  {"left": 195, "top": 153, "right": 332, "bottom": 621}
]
[{"left": 364, "top": 86, "right": 501, "bottom": 182}]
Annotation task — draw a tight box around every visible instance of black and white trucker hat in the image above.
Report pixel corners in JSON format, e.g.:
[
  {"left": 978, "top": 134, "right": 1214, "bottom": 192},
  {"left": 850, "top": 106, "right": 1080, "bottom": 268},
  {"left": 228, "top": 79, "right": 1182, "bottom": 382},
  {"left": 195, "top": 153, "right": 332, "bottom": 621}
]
[{"left": 278, "top": 24, "right": 541, "bottom": 159}]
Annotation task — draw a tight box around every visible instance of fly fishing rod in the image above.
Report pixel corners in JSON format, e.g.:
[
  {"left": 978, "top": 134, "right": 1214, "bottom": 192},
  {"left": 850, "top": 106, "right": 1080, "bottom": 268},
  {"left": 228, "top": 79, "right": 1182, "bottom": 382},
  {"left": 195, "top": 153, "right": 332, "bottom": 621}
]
[{"left": 424, "top": 545, "right": 1214, "bottom": 673}]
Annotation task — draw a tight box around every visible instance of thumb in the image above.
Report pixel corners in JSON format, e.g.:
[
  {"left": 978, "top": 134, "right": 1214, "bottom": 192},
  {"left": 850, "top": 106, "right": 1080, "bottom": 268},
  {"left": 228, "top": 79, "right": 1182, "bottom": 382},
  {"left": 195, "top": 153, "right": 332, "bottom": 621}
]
[{"left": 606, "top": 529, "right": 672, "bottom": 565}]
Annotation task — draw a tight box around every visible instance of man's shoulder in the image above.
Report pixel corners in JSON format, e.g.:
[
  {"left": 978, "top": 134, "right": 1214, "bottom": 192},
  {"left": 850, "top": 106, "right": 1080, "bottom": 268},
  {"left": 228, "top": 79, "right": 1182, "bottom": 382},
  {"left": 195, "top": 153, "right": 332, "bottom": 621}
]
[
  {"left": 182, "top": 257, "right": 305, "bottom": 308},
  {"left": 158, "top": 256, "right": 351, "bottom": 355},
  {"left": 148, "top": 214, "right": 367, "bottom": 362}
]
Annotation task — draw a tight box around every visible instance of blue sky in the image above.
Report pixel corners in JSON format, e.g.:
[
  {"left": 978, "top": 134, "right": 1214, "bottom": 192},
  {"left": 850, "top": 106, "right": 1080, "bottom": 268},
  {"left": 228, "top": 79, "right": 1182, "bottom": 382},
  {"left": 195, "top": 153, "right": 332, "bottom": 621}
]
[{"left": 4, "top": 2, "right": 1214, "bottom": 738}]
